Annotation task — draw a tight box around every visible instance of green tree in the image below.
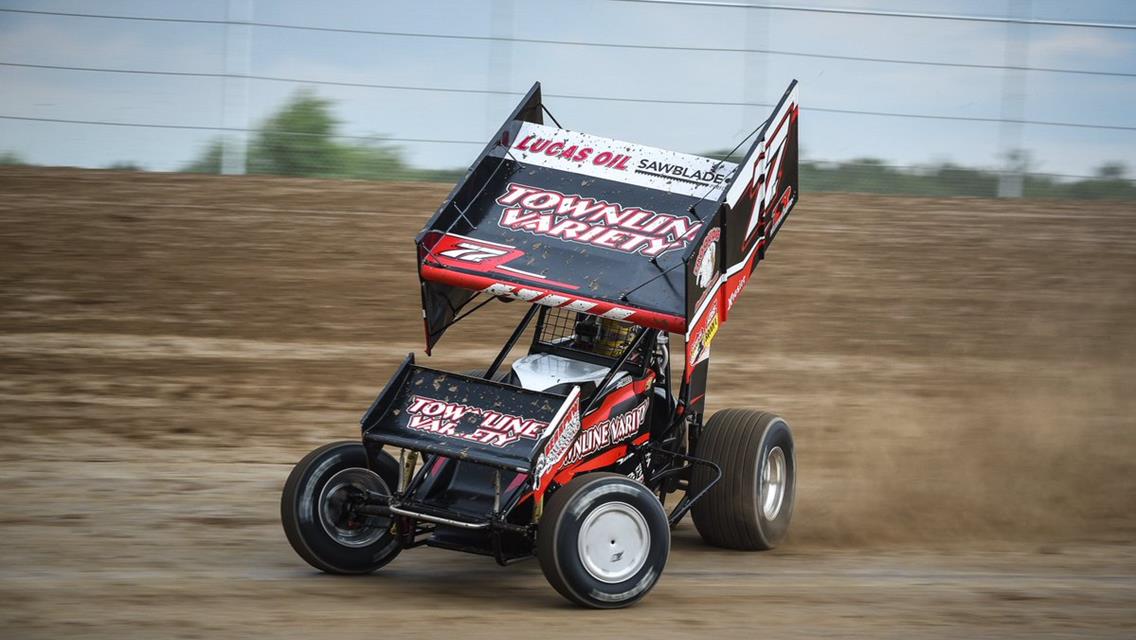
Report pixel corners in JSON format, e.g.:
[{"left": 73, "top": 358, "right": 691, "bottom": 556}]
[
  {"left": 1068, "top": 162, "right": 1136, "bottom": 200},
  {"left": 182, "top": 90, "right": 429, "bottom": 180},
  {"left": 703, "top": 151, "right": 1136, "bottom": 200},
  {"left": 334, "top": 140, "right": 410, "bottom": 180},
  {"left": 248, "top": 90, "right": 342, "bottom": 177},
  {"left": 1095, "top": 162, "right": 1127, "bottom": 180},
  {"left": 106, "top": 161, "right": 142, "bottom": 171},
  {"left": 184, "top": 139, "right": 224, "bottom": 174}
]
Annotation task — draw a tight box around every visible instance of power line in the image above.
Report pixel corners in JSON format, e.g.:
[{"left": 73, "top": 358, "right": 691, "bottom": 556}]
[
  {"left": 805, "top": 106, "right": 1136, "bottom": 131},
  {"left": 2, "top": 106, "right": 1132, "bottom": 134},
  {"left": 0, "top": 114, "right": 484, "bottom": 144},
  {"left": 610, "top": 0, "right": 1136, "bottom": 30},
  {"left": 1, "top": 8, "right": 1134, "bottom": 79},
  {"left": 0, "top": 8, "right": 232, "bottom": 26},
  {"left": 8, "top": 4, "right": 1136, "bottom": 30},
  {"left": 803, "top": 159, "right": 1113, "bottom": 182},
  {"left": 3, "top": 63, "right": 1134, "bottom": 132},
  {"left": 0, "top": 61, "right": 760, "bottom": 105},
  {"left": 7, "top": 50, "right": 1129, "bottom": 87},
  {"left": 0, "top": 156, "right": 1117, "bottom": 185}
]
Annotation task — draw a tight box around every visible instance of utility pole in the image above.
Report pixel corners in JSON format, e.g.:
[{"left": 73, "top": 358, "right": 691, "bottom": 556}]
[
  {"left": 997, "top": 0, "right": 1031, "bottom": 198},
  {"left": 221, "top": 0, "right": 252, "bottom": 175},
  {"left": 487, "top": 0, "right": 514, "bottom": 134},
  {"left": 741, "top": 3, "right": 768, "bottom": 139}
]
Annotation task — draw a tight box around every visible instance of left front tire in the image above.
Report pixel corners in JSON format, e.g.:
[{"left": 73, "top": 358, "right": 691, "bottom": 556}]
[{"left": 281, "top": 441, "right": 401, "bottom": 574}]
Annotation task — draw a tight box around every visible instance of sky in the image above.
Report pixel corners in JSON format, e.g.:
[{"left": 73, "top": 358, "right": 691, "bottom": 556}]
[{"left": 1, "top": 0, "right": 1134, "bottom": 177}]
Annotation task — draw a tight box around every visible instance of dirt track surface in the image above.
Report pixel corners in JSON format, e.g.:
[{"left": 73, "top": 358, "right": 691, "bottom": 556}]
[{"left": 1, "top": 167, "right": 1134, "bottom": 637}]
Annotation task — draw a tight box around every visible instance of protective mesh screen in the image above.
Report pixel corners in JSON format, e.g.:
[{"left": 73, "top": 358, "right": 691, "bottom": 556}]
[{"left": 536, "top": 308, "right": 639, "bottom": 359}]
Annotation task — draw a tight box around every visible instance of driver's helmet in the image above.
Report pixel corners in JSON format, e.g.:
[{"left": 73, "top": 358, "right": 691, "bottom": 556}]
[{"left": 574, "top": 314, "right": 634, "bottom": 358}]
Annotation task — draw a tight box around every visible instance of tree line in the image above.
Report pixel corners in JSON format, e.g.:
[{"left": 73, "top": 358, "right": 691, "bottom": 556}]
[
  {"left": 2, "top": 90, "right": 1132, "bottom": 200},
  {"left": 182, "top": 90, "right": 1136, "bottom": 200}
]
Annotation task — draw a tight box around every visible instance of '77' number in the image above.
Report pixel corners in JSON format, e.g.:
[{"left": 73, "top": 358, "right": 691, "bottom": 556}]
[{"left": 439, "top": 242, "right": 509, "bottom": 263}]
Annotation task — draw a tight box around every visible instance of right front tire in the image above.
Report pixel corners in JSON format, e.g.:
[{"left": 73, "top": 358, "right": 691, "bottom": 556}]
[
  {"left": 537, "top": 473, "right": 670, "bottom": 608},
  {"left": 281, "top": 441, "right": 402, "bottom": 574}
]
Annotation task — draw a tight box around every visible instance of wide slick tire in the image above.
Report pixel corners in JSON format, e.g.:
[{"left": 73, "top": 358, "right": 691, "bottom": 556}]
[
  {"left": 690, "top": 409, "right": 796, "bottom": 550},
  {"left": 537, "top": 473, "right": 669, "bottom": 609},
  {"left": 280, "top": 441, "right": 401, "bottom": 574}
]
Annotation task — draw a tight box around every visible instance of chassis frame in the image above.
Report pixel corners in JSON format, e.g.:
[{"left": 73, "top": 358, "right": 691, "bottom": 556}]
[{"left": 353, "top": 305, "right": 722, "bottom": 566}]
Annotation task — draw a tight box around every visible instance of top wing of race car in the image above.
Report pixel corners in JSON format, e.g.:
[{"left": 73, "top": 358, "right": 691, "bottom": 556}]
[{"left": 417, "top": 80, "right": 799, "bottom": 354}]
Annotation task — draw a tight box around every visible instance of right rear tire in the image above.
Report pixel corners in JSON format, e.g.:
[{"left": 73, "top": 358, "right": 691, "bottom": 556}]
[{"left": 690, "top": 409, "right": 796, "bottom": 550}]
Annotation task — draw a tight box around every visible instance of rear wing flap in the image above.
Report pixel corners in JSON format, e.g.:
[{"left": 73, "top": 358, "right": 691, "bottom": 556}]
[
  {"left": 683, "top": 81, "right": 800, "bottom": 370},
  {"left": 361, "top": 354, "right": 579, "bottom": 473},
  {"left": 412, "top": 79, "right": 798, "bottom": 377}
]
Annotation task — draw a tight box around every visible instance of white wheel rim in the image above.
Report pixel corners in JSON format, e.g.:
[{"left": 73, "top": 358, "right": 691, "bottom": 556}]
[
  {"left": 577, "top": 501, "right": 651, "bottom": 584},
  {"left": 318, "top": 468, "right": 389, "bottom": 548},
  {"left": 760, "top": 446, "right": 787, "bottom": 521}
]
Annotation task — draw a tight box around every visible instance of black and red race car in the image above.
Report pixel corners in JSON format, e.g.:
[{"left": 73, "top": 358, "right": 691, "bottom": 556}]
[{"left": 282, "top": 80, "right": 801, "bottom": 608}]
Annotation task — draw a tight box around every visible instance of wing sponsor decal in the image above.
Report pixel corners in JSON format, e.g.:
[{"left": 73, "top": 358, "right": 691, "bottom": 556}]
[
  {"left": 515, "top": 132, "right": 632, "bottom": 170},
  {"left": 726, "top": 272, "right": 747, "bottom": 312},
  {"left": 496, "top": 182, "right": 703, "bottom": 258},
  {"left": 495, "top": 122, "right": 737, "bottom": 198},
  {"left": 636, "top": 158, "right": 731, "bottom": 189},
  {"left": 693, "top": 228, "right": 720, "bottom": 289},
  {"left": 405, "top": 395, "right": 548, "bottom": 448},
  {"left": 686, "top": 298, "right": 719, "bottom": 369}
]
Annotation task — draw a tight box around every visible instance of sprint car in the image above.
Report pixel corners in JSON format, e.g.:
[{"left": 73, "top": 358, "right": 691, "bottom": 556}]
[{"left": 282, "top": 80, "right": 801, "bottom": 608}]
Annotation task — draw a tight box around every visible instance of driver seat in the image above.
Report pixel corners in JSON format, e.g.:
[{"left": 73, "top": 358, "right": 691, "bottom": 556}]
[{"left": 509, "top": 352, "right": 629, "bottom": 405}]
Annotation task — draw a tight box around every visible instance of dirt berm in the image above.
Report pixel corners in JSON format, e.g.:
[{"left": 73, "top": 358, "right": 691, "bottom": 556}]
[{"left": 1, "top": 167, "right": 1133, "bottom": 637}]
